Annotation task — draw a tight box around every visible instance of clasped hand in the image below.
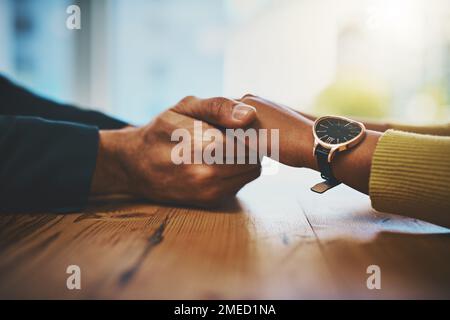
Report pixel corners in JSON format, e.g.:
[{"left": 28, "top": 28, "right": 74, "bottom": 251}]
[{"left": 91, "top": 95, "right": 316, "bottom": 207}]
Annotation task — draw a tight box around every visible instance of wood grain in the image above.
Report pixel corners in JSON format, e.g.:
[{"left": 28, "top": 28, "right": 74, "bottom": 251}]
[{"left": 0, "top": 162, "right": 449, "bottom": 299}]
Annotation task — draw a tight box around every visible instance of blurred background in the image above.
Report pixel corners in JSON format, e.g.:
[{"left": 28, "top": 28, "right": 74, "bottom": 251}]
[{"left": 0, "top": 0, "right": 449, "bottom": 125}]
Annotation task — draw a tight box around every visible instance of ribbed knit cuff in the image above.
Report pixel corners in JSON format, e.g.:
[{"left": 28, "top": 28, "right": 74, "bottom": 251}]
[
  {"left": 369, "top": 129, "right": 450, "bottom": 227},
  {"left": 389, "top": 123, "right": 450, "bottom": 136}
]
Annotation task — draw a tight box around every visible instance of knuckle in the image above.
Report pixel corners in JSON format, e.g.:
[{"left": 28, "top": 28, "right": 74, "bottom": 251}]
[
  {"left": 176, "top": 95, "right": 197, "bottom": 109},
  {"left": 207, "top": 97, "right": 230, "bottom": 119},
  {"left": 209, "top": 97, "right": 228, "bottom": 108},
  {"left": 180, "top": 95, "right": 196, "bottom": 104},
  {"left": 148, "top": 115, "right": 175, "bottom": 140}
]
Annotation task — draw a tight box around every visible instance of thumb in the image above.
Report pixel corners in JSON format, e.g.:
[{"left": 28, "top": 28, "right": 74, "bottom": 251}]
[{"left": 172, "top": 96, "right": 257, "bottom": 128}]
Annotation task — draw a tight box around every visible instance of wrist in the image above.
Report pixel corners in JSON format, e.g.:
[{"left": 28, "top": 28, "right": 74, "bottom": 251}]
[
  {"left": 90, "top": 129, "right": 134, "bottom": 196},
  {"left": 293, "top": 119, "right": 318, "bottom": 170}
]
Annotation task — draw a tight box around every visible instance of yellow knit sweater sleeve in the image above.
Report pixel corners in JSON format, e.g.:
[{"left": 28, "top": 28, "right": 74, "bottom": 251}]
[
  {"left": 389, "top": 123, "right": 450, "bottom": 136},
  {"left": 369, "top": 129, "right": 450, "bottom": 228}
]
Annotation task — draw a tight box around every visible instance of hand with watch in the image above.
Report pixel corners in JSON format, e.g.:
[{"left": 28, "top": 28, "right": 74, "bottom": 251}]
[
  {"left": 239, "top": 95, "right": 380, "bottom": 195},
  {"left": 311, "top": 116, "right": 366, "bottom": 193}
]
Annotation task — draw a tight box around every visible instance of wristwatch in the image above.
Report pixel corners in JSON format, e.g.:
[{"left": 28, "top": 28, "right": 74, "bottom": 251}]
[{"left": 311, "top": 115, "right": 366, "bottom": 193}]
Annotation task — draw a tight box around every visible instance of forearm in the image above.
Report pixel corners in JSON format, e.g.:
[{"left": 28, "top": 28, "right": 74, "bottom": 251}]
[
  {"left": 243, "top": 95, "right": 450, "bottom": 226},
  {"left": 240, "top": 96, "right": 382, "bottom": 195}
]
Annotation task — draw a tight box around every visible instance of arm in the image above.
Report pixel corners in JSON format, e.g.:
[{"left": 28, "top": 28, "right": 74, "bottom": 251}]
[
  {"left": 0, "top": 74, "right": 129, "bottom": 129},
  {"left": 242, "top": 95, "right": 450, "bottom": 228},
  {"left": 239, "top": 96, "right": 380, "bottom": 194},
  {"left": 1, "top": 96, "right": 259, "bottom": 213},
  {"left": 0, "top": 115, "right": 99, "bottom": 212}
]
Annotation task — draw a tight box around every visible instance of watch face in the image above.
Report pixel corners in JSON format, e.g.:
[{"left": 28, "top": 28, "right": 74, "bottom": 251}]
[{"left": 314, "top": 117, "right": 363, "bottom": 145}]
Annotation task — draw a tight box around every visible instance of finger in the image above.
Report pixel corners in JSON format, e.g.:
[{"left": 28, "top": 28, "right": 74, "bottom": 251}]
[
  {"left": 197, "top": 125, "right": 260, "bottom": 163},
  {"left": 220, "top": 168, "right": 262, "bottom": 195},
  {"left": 172, "top": 96, "right": 257, "bottom": 128},
  {"left": 216, "top": 163, "right": 261, "bottom": 178}
]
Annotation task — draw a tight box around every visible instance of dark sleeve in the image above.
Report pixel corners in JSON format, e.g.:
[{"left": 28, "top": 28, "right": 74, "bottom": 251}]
[
  {"left": 0, "top": 115, "right": 99, "bottom": 213},
  {"left": 0, "top": 74, "right": 129, "bottom": 129}
]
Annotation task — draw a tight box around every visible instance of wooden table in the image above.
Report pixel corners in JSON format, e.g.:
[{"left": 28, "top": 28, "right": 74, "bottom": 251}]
[{"left": 1, "top": 162, "right": 449, "bottom": 299}]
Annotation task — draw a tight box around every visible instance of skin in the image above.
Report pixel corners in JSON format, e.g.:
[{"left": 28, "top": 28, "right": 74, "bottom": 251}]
[
  {"left": 86, "top": 94, "right": 449, "bottom": 228},
  {"left": 90, "top": 96, "right": 261, "bottom": 207},
  {"left": 239, "top": 95, "right": 382, "bottom": 194},
  {"left": 91, "top": 93, "right": 382, "bottom": 208}
]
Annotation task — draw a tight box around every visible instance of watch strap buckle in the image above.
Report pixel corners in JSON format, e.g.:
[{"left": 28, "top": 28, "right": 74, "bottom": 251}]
[{"left": 311, "top": 179, "right": 341, "bottom": 194}]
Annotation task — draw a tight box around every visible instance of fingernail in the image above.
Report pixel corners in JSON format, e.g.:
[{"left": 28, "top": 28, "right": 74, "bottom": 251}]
[{"left": 232, "top": 103, "right": 255, "bottom": 121}]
